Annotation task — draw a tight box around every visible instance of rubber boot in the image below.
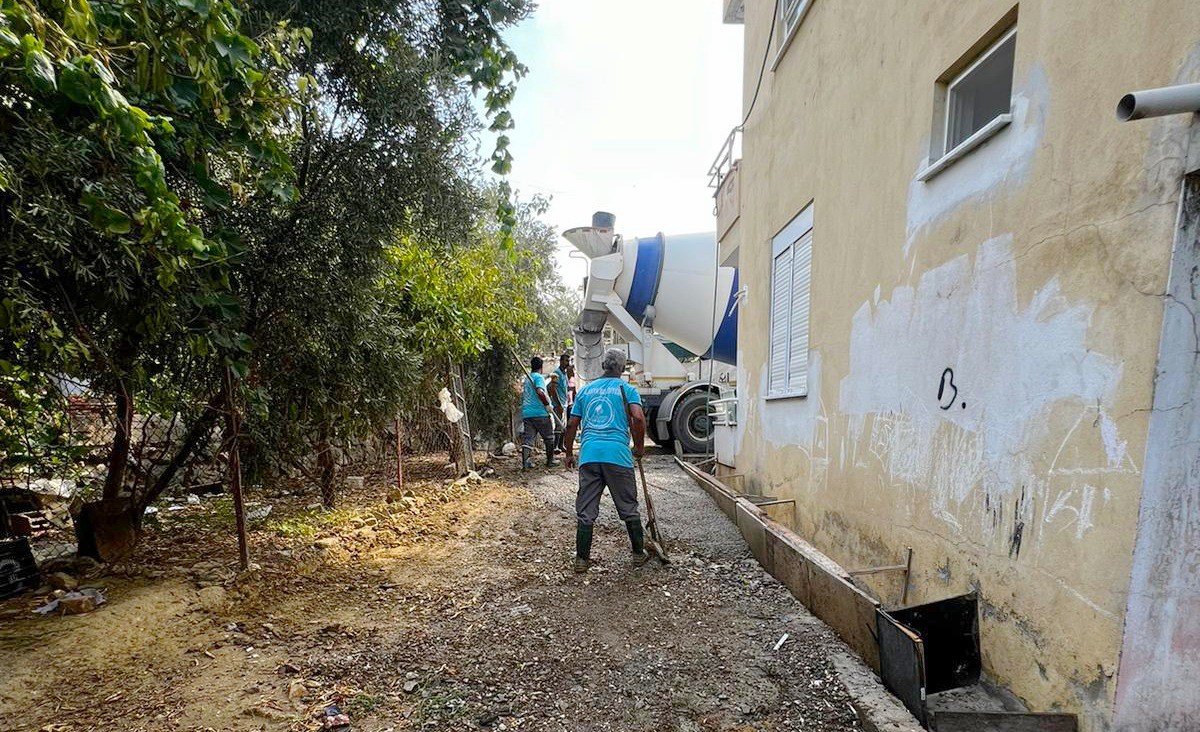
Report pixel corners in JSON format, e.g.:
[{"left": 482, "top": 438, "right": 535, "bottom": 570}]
[
  {"left": 544, "top": 440, "right": 560, "bottom": 467},
  {"left": 626, "top": 519, "right": 650, "bottom": 565},
  {"left": 521, "top": 445, "right": 533, "bottom": 470},
  {"left": 574, "top": 523, "right": 593, "bottom": 573}
]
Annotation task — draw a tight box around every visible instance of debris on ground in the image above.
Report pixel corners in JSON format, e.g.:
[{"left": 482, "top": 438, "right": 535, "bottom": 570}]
[
  {"left": 34, "top": 588, "right": 107, "bottom": 615},
  {"left": 322, "top": 704, "right": 351, "bottom": 730},
  {"left": 246, "top": 505, "right": 273, "bottom": 521}
]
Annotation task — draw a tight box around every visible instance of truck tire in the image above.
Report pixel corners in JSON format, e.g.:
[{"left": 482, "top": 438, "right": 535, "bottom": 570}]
[{"left": 670, "top": 390, "right": 714, "bottom": 455}]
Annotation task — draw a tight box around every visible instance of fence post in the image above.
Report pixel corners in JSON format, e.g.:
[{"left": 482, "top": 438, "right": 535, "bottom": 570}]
[
  {"left": 394, "top": 417, "right": 404, "bottom": 490},
  {"left": 223, "top": 366, "right": 249, "bottom": 571}
]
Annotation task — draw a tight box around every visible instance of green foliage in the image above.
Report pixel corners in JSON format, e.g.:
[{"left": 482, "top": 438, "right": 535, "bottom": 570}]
[
  {"left": 0, "top": 370, "right": 88, "bottom": 478},
  {"left": 463, "top": 192, "right": 580, "bottom": 443},
  {"left": 0, "top": 0, "right": 568, "bottom": 516},
  {"left": 231, "top": 0, "right": 537, "bottom": 481},
  {"left": 383, "top": 234, "right": 536, "bottom": 363}
]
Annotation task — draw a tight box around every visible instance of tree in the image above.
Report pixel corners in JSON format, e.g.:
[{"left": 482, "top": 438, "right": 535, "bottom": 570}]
[
  {"left": 0, "top": 0, "right": 301, "bottom": 513},
  {"left": 0, "top": 0, "right": 537, "bottom": 529},
  {"left": 464, "top": 192, "right": 580, "bottom": 445},
  {"left": 228, "top": 0, "right": 533, "bottom": 502}
]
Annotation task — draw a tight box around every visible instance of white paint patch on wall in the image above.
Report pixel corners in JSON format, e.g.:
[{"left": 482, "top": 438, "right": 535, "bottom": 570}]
[
  {"left": 905, "top": 66, "right": 1049, "bottom": 255},
  {"left": 838, "top": 234, "right": 1123, "bottom": 525}
]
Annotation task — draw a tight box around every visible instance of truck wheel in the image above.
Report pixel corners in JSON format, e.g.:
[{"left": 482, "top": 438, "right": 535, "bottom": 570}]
[{"left": 671, "top": 390, "right": 714, "bottom": 455}]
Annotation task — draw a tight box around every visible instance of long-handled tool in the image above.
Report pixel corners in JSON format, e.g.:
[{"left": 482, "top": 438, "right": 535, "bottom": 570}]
[{"left": 621, "top": 386, "right": 670, "bottom": 564}]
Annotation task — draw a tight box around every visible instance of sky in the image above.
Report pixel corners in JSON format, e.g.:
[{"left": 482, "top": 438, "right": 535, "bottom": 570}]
[{"left": 492, "top": 0, "right": 745, "bottom": 288}]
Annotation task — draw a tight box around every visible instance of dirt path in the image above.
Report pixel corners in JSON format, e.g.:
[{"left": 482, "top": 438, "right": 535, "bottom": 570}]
[{"left": 0, "top": 454, "right": 899, "bottom": 731}]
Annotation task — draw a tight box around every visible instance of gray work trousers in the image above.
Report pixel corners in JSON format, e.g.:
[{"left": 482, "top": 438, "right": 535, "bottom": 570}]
[
  {"left": 576, "top": 462, "right": 640, "bottom": 526},
  {"left": 522, "top": 416, "right": 554, "bottom": 449}
]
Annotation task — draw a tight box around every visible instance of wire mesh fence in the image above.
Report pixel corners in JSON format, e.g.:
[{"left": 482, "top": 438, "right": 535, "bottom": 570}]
[
  {"left": 1, "top": 380, "right": 232, "bottom": 566},
  {"left": 1, "top": 371, "right": 493, "bottom": 578}
]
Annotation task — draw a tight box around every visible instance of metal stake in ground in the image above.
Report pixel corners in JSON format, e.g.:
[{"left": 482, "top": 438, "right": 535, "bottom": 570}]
[{"left": 620, "top": 386, "right": 669, "bottom": 564}]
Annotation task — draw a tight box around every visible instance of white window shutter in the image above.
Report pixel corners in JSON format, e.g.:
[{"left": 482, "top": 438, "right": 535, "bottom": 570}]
[
  {"left": 787, "top": 230, "right": 812, "bottom": 395},
  {"left": 769, "top": 247, "right": 793, "bottom": 394}
]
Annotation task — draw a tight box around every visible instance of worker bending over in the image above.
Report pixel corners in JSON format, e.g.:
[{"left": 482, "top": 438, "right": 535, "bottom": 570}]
[
  {"left": 521, "top": 356, "right": 559, "bottom": 469},
  {"left": 563, "top": 348, "right": 649, "bottom": 573}
]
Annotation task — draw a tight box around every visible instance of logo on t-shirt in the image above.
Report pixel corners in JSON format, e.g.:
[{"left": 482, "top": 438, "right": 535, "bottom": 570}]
[{"left": 586, "top": 398, "right": 616, "bottom": 429}]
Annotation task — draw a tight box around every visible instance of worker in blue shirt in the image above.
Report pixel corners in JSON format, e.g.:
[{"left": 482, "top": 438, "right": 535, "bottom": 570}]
[
  {"left": 550, "top": 353, "right": 571, "bottom": 452},
  {"left": 520, "top": 356, "right": 559, "bottom": 469},
  {"left": 562, "top": 348, "right": 648, "bottom": 573}
]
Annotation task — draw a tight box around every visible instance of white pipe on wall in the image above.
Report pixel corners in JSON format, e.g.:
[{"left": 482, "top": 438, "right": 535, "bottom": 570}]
[{"left": 1117, "top": 82, "right": 1200, "bottom": 121}]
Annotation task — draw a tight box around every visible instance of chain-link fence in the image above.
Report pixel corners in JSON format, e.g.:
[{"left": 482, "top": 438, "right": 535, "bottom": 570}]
[
  {"left": 1, "top": 367, "right": 492, "bottom": 584},
  {"left": 1, "top": 377, "right": 229, "bottom": 568}
]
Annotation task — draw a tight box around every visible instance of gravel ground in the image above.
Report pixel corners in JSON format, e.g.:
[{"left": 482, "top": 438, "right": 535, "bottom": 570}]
[
  {"left": 1, "top": 453, "right": 914, "bottom": 731},
  {"left": 310, "top": 453, "right": 882, "bottom": 731},
  {"left": 528, "top": 453, "right": 752, "bottom": 560}
]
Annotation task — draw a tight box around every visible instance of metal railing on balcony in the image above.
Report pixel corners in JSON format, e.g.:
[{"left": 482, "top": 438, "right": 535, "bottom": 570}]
[{"left": 707, "top": 126, "right": 742, "bottom": 192}]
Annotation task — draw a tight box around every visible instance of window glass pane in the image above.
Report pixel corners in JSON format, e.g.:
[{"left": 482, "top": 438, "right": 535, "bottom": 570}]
[{"left": 947, "top": 32, "right": 1015, "bottom": 150}]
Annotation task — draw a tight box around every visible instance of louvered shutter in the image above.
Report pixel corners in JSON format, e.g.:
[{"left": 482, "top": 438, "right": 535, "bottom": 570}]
[
  {"left": 787, "top": 230, "right": 812, "bottom": 395},
  {"left": 769, "top": 247, "right": 793, "bottom": 394}
]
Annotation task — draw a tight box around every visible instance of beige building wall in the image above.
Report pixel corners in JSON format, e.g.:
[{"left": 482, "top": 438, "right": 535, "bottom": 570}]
[{"left": 726, "top": 1, "right": 1200, "bottom": 729}]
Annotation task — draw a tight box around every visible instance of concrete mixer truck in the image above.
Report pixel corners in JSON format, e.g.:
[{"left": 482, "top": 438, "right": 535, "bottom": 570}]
[{"left": 563, "top": 212, "right": 739, "bottom": 454}]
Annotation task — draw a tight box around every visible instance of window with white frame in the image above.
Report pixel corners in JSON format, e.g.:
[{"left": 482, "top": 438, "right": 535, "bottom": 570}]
[
  {"left": 941, "top": 26, "right": 1016, "bottom": 155},
  {"left": 768, "top": 205, "right": 813, "bottom": 398}
]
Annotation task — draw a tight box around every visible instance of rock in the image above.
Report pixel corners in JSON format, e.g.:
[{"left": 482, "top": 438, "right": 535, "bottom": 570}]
[
  {"left": 245, "top": 705, "right": 291, "bottom": 722},
  {"left": 187, "top": 494, "right": 201, "bottom": 505},
  {"left": 246, "top": 505, "right": 272, "bottom": 521},
  {"left": 197, "top": 586, "right": 228, "bottom": 612},
  {"left": 403, "top": 680, "right": 419, "bottom": 693},
  {"left": 500, "top": 442, "right": 517, "bottom": 456},
  {"left": 288, "top": 679, "right": 307, "bottom": 699},
  {"left": 34, "top": 588, "right": 106, "bottom": 615},
  {"left": 46, "top": 572, "right": 78, "bottom": 592},
  {"left": 57, "top": 593, "right": 97, "bottom": 614},
  {"left": 465, "top": 470, "right": 483, "bottom": 484},
  {"left": 313, "top": 537, "right": 340, "bottom": 549}
]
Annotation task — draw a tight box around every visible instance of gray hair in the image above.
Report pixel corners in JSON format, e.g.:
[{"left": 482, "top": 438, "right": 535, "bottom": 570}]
[{"left": 601, "top": 348, "right": 627, "bottom": 374}]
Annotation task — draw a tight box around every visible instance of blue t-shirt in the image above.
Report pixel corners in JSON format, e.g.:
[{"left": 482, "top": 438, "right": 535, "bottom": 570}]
[
  {"left": 521, "top": 372, "right": 549, "bottom": 418},
  {"left": 570, "top": 377, "right": 642, "bottom": 468},
  {"left": 552, "top": 367, "right": 569, "bottom": 406}
]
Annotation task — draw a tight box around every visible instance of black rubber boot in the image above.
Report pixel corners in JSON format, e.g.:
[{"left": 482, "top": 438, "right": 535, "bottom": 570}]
[
  {"left": 575, "top": 523, "right": 593, "bottom": 573},
  {"left": 626, "top": 519, "right": 650, "bottom": 565},
  {"left": 544, "top": 440, "right": 559, "bottom": 467},
  {"left": 521, "top": 445, "right": 533, "bottom": 470}
]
